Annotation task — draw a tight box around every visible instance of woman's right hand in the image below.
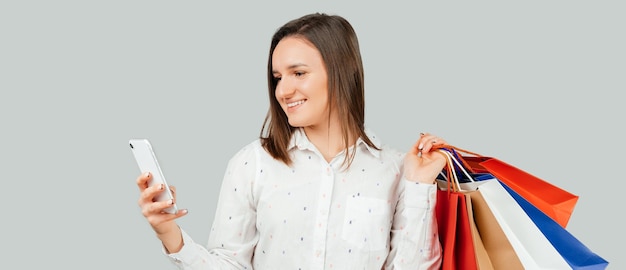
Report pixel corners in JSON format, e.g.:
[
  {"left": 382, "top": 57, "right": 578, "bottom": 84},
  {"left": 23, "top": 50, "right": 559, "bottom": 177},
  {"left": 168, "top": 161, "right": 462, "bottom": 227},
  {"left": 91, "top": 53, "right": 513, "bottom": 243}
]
[{"left": 136, "top": 172, "right": 187, "bottom": 238}]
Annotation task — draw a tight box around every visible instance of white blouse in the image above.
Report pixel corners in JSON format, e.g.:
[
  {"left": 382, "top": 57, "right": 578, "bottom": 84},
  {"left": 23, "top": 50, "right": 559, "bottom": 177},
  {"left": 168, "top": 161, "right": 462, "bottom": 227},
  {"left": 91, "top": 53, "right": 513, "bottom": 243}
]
[{"left": 166, "top": 128, "right": 441, "bottom": 269}]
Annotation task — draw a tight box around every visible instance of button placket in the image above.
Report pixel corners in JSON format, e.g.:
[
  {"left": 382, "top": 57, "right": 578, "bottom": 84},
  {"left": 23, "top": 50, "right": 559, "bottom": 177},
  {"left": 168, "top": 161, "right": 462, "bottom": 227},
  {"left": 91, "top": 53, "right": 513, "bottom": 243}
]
[{"left": 309, "top": 161, "right": 336, "bottom": 269}]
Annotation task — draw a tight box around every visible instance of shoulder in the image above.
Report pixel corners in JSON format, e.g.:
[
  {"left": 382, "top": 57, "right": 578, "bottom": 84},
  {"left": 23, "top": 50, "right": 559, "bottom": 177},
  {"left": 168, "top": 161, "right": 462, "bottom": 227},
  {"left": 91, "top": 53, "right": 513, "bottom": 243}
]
[
  {"left": 362, "top": 129, "right": 406, "bottom": 172},
  {"left": 226, "top": 139, "right": 264, "bottom": 168},
  {"left": 363, "top": 127, "right": 406, "bottom": 163},
  {"left": 228, "top": 139, "right": 284, "bottom": 164},
  {"left": 378, "top": 144, "right": 406, "bottom": 166}
]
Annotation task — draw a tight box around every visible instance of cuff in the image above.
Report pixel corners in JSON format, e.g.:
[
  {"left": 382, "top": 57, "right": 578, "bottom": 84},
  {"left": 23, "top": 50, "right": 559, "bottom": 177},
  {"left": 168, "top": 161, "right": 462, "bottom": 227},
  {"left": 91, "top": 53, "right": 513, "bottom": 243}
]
[{"left": 164, "top": 229, "right": 201, "bottom": 266}]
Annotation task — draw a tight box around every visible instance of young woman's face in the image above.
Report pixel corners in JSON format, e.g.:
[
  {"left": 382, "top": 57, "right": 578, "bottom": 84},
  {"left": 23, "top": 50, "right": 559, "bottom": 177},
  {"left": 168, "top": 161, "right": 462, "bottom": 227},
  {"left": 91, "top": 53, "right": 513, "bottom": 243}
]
[{"left": 272, "top": 36, "right": 330, "bottom": 129}]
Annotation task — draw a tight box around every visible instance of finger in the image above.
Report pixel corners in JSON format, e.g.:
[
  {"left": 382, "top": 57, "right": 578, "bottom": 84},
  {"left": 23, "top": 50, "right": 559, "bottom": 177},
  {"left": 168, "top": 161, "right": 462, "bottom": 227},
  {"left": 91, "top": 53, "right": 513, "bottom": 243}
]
[
  {"left": 433, "top": 139, "right": 447, "bottom": 146},
  {"left": 420, "top": 135, "right": 445, "bottom": 154},
  {"left": 142, "top": 197, "right": 174, "bottom": 217},
  {"left": 147, "top": 208, "right": 189, "bottom": 226},
  {"left": 409, "top": 139, "right": 422, "bottom": 156},
  {"left": 418, "top": 132, "right": 427, "bottom": 156},
  {"left": 142, "top": 201, "right": 163, "bottom": 217},
  {"left": 411, "top": 133, "right": 436, "bottom": 157},
  {"left": 169, "top": 185, "right": 178, "bottom": 200},
  {"left": 413, "top": 133, "right": 435, "bottom": 150},
  {"left": 139, "top": 183, "right": 165, "bottom": 206},
  {"left": 136, "top": 172, "right": 151, "bottom": 190},
  {"left": 158, "top": 198, "right": 176, "bottom": 213},
  {"left": 417, "top": 135, "right": 436, "bottom": 152},
  {"left": 174, "top": 209, "right": 188, "bottom": 217},
  {"left": 421, "top": 140, "right": 436, "bottom": 153}
]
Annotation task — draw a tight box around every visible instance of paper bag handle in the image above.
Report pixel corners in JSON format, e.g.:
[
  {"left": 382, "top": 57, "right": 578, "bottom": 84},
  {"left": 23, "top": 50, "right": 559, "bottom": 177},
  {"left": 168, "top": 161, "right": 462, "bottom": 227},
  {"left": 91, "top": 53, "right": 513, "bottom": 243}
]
[
  {"left": 434, "top": 144, "right": 485, "bottom": 174},
  {"left": 437, "top": 149, "right": 477, "bottom": 192}
]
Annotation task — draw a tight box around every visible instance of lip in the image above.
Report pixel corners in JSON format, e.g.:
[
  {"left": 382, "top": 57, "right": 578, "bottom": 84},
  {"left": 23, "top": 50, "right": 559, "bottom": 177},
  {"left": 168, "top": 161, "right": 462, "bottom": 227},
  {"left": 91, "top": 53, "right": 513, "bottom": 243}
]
[
  {"left": 287, "top": 99, "right": 306, "bottom": 108},
  {"left": 286, "top": 99, "right": 306, "bottom": 112}
]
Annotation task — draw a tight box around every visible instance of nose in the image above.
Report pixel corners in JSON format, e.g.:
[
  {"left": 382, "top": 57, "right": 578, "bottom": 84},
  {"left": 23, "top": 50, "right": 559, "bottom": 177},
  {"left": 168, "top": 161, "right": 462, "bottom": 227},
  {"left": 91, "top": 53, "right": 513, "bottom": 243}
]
[{"left": 275, "top": 77, "right": 295, "bottom": 100}]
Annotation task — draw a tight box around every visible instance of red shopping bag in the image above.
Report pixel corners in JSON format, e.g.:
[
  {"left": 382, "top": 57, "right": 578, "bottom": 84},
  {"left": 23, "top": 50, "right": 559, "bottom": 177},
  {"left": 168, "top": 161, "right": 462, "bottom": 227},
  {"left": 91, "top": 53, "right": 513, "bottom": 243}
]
[
  {"left": 445, "top": 146, "right": 579, "bottom": 228},
  {"left": 436, "top": 190, "right": 478, "bottom": 270},
  {"left": 435, "top": 151, "right": 478, "bottom": 270}
]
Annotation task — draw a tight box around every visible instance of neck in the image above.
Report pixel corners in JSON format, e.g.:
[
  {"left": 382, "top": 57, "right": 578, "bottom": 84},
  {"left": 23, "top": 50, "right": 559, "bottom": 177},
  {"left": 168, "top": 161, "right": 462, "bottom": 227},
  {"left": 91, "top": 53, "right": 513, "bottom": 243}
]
[{"left": 304, "top": 119, "right": 355, "bottom": 163}]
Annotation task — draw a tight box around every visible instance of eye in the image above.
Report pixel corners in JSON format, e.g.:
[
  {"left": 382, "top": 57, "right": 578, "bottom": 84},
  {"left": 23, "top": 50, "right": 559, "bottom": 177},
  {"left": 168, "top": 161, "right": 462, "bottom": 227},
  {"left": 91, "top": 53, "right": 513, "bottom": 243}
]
[
  {"left": 273, "top": 76, "right": 282, "bottom": 81},
  {"left": 294, "top": 71, "right": 305, "bottom": 77}
]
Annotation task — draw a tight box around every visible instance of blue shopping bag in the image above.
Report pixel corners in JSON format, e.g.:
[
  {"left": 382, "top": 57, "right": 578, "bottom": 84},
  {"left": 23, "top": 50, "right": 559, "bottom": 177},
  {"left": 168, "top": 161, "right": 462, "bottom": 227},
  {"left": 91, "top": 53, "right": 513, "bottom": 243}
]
[{"left": 502, "top": 183, "right": 609, "bottom": 269}]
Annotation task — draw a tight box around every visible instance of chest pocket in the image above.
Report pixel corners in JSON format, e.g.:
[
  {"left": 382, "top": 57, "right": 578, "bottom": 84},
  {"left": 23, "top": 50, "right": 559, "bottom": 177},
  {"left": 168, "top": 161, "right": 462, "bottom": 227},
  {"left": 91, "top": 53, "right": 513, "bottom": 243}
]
[{"left": 341, "top": 196, "right": 392, "bottom": 251}]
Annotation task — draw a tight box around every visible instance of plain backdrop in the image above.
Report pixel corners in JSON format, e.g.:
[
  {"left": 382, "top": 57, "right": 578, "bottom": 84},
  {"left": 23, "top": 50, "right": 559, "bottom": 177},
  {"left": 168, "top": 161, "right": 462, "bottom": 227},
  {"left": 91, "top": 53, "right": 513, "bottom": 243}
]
[{"left": 1, "top": 1, "right": 623, "bottom": 269}]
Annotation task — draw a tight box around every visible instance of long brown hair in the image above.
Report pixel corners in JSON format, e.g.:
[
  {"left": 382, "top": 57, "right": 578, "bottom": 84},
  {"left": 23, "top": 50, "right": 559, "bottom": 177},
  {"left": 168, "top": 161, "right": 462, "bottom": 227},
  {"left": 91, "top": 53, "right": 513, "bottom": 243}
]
[{"left": 260, "top": 13, "right": 379, "bottom": 168}]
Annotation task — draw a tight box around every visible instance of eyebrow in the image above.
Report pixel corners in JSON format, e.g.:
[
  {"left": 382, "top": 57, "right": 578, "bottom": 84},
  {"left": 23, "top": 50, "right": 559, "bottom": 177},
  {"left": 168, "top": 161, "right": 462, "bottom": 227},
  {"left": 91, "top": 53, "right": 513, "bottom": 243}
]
[{"left": 272, "top": 63, "right": 308, "bottom": 74}]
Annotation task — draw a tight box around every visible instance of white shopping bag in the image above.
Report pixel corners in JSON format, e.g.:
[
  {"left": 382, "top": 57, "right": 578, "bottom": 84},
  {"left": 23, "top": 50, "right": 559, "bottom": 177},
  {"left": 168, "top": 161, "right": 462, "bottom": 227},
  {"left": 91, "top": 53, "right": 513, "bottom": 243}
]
[{"left": 478, "top": 179, "right": 571, "bottom": 270}]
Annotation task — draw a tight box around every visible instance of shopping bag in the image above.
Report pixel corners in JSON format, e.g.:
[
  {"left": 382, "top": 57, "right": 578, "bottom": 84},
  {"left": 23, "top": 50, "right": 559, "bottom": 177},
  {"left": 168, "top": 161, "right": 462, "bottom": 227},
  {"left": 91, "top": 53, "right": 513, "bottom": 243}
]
[
  {"left": 502, "top": 183, "right": 609, "bottom": 269},
  {"left": 465, "top": 196, "right": 493, "bottom": 270},
  {"left": 437, "top": 149, "right": 524, "bottom": 270},
  {"left": 466, "top": 191, "right": 524, "bottom": 270},
  {"left": 446, "top": 146, "right": 579, "bottom": 228},
  {"left": 435, "top": 151, "right": 478, "bottom": 270},
  {"left": 478, "top": 179, "right": 572, "bottom": 269},
  {"left": 438, "top": 146, "right": 607, "bottom": 269},
  {"left": 436, "top": 190, "right": 477, "bottom": 270}
]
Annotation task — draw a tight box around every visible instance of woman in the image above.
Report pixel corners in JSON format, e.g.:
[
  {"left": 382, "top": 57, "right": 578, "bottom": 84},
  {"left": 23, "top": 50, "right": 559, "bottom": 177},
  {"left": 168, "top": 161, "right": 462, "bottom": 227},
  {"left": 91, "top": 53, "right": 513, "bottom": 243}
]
[{"left": 136, "top": 12, "right": 447, "bottom": 269}]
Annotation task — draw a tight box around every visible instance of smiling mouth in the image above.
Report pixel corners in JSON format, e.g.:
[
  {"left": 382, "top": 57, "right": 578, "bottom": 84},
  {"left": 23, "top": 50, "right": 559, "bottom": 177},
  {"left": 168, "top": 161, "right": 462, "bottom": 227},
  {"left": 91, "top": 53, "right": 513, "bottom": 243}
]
[{"left": 287, "top": 100, "right": 306, "bottom": 108}]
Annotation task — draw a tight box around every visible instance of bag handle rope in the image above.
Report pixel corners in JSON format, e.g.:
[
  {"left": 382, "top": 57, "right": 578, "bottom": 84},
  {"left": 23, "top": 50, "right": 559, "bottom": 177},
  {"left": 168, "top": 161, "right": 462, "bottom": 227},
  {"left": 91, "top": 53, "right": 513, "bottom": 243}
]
[{"left": 434, "top": 144, "right": 485, "bottom": 175}]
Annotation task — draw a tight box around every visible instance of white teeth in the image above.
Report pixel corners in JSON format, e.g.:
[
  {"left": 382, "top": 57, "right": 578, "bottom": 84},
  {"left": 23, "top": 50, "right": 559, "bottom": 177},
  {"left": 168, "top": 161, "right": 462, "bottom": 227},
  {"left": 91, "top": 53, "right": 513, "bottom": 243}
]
[{"left": 287, "top": 100, "right": 305, "bottom": 108}]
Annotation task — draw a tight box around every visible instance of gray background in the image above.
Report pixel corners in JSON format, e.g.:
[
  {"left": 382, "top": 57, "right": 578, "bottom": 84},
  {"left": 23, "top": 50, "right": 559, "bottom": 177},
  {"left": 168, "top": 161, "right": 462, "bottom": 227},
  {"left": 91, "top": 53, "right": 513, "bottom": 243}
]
[{"left": 1, "top": 1, "right": 623, "bottom": 269}]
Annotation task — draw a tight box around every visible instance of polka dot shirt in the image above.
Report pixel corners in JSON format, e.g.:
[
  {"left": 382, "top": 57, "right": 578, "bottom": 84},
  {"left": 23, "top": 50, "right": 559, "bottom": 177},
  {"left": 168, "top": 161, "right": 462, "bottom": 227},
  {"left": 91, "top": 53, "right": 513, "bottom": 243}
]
[{"left": 166, "top": 128, "right": 441, "bottom": 269}]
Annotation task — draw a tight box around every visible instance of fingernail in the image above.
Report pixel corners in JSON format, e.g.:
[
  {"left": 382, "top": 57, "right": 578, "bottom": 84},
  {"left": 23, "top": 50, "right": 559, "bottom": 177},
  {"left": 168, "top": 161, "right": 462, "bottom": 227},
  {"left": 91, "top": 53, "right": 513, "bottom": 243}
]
[
  {"left": 160, "top": 184, "right": 164, "bottom": 190},
  {"left": 418, "top": 143, "right": 424, "bottom": 150},
  {"left": 420, "top": 133, "right": 425, "bottom": 136},
  {"left": 144, "top": 172, "right": 150, "bottom": 178},
  {"left": 168, "top": 199, "right": 173, "bottom": 205}
]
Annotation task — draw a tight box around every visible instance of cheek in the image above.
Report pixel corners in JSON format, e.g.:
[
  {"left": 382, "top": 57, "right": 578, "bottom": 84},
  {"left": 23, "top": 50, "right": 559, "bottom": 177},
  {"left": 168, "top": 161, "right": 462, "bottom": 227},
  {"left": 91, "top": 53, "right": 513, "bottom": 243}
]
[
  {"left": 312, "top": 84, "right": 329, "bottom": 105},
  {"left": 303, "top": 79, "right": 325, "bottom": 98}
]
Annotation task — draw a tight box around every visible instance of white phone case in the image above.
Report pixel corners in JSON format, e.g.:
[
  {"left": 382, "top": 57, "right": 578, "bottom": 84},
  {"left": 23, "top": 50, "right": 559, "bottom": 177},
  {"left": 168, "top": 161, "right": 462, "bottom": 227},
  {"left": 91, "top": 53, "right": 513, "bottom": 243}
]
[{"left": 129, "top": 138, "right": 178, "bottom": 214}]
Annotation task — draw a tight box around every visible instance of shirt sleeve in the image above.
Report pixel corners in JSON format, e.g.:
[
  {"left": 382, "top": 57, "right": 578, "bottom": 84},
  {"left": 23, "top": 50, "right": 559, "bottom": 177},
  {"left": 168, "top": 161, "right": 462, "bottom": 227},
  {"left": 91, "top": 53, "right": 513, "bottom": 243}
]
[
  {"left": 164, "top": 143, "right": 260, "bottom": 270},
  {"left": 386, "top": 177, "right": 442, "bottom": 270}
]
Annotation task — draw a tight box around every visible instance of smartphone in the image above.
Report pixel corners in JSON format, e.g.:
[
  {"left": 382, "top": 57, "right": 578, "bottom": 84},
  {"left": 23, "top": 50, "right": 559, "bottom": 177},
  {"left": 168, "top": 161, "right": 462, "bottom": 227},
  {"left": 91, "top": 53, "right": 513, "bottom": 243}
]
[{"left": 129, "top": 138, "right": 178, "bottom": 214}]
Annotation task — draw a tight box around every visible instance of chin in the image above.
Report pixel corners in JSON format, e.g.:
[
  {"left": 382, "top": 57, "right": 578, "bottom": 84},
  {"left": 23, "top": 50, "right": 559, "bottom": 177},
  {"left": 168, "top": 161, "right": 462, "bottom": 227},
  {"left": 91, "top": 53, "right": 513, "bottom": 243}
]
[
  {"left": 288, "top": 122, "right": 304, "bottom": 128},
  {"left": 287, "top": 118, "right": 308, "bottom": 128}
]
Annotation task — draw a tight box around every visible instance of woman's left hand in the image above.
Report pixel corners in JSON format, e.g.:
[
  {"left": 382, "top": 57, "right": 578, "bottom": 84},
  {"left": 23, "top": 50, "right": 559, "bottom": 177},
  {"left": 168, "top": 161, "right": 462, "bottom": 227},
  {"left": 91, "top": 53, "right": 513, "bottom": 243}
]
[{"left": 403, "top": 133, "right": 448, "bottom": 184}]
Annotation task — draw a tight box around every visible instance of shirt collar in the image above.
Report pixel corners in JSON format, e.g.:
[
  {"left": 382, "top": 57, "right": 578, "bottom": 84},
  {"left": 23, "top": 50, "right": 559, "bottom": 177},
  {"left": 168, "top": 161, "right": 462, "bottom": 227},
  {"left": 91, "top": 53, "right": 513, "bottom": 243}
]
[{"left": 288, "top": 127, "right": 382, "bottom": 158}]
